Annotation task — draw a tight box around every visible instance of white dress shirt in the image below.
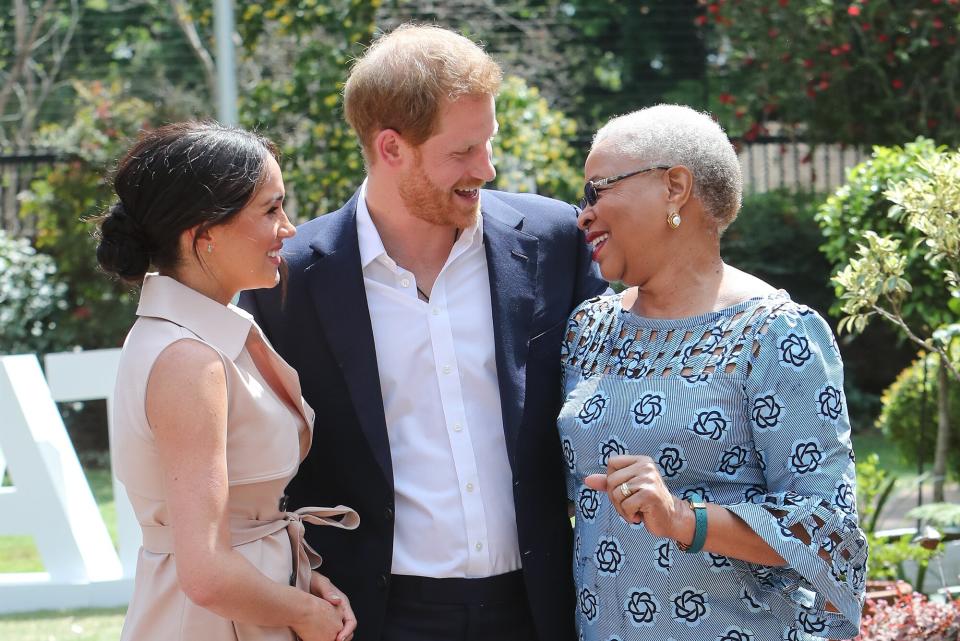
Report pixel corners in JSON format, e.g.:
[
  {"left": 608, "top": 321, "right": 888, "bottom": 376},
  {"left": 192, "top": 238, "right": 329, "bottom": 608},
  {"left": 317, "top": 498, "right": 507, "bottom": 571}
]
[{"left": 356, "top": 181, "right": 521, "bottom": 578}]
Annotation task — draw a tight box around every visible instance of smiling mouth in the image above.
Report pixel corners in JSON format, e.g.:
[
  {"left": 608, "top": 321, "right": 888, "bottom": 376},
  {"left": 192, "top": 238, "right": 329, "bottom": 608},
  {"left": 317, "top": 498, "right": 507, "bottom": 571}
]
[
  {"left": 589, "top": 233, "right": 609, "bottom": 249},
  {"left": 454, "top": 188, "right": 479, "bottom": 199}
]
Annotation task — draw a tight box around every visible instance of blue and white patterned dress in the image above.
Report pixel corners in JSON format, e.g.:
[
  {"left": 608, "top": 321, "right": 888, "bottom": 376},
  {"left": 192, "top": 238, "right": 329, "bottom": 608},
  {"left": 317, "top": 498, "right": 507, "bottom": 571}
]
[{"left": 558, "top": 291, "right": 867, "bottom": 641}]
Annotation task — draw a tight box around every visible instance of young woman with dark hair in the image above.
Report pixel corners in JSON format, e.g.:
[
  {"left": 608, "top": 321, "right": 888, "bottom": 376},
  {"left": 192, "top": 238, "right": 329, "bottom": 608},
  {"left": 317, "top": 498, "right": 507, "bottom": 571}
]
[{"left": 98, "top": 122, "right": 358, "bottom": 641}]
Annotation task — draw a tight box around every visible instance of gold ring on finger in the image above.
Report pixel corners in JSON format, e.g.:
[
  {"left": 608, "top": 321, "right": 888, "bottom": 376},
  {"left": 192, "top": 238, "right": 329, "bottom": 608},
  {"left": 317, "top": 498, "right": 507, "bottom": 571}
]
[{"left": 619, "top": 482, "right": 633, "bottom": 499}]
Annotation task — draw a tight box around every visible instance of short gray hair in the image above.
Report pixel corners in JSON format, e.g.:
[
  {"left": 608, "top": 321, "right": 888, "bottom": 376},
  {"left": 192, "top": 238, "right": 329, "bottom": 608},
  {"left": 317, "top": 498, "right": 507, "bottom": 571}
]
[{"left": 592, "top": 104, "right": 742, "bottom": 230}]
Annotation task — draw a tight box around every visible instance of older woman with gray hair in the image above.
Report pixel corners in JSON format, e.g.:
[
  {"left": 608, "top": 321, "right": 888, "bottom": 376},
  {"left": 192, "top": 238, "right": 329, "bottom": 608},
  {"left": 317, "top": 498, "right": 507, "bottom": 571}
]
[{"left": 558, "top": 104, "right": 866, "bottom": 640}]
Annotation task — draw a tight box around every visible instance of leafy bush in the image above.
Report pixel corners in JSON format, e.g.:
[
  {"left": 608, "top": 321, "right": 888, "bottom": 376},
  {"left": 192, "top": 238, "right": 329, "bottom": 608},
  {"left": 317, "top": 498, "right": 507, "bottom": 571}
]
[
  {"left": 816, "top": 137, "right": 953, "bottom": 329},
  {"left": 877, "top": 350, "right": 960, "bottom": 479},
  {"left": 857, "top": 453, "right": 938, "bottom": 581},
  {"left": 854, "top": 592, "right": 960, "bottom": 641},
  {"left": 722, "top": 189, "right": 832, "bottom": 314},
  {"left": 0, "top": 230, "right": 68, "bottom": 355},
  {"left": 491, "top": 76, "right": 582, "bottom": 204},
  {"left": 705, "top": 1, "right": 960, "bottom": 147},
  {"left": 19, "top": 81, "right": 156, "bottom": 350}
]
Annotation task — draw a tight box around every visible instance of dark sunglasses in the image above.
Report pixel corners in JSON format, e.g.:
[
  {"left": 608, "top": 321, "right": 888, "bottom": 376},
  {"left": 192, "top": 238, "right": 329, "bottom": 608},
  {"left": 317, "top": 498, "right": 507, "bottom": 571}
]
[{"left": 579, "top": 165, "right": 672, "bottom": 209}]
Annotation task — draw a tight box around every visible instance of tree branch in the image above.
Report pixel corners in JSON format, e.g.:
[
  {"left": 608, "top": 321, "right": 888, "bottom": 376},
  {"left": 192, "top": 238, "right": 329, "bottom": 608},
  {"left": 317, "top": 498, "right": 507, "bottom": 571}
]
[
  {"left": 0, "top": 0, "right": 58, "bottom": 144},
  {"left": 873, "top": 304, "right": 960, "bottom": 385},
  {"left": 167, "top": 0, "right": 218, "bottom": 104}
]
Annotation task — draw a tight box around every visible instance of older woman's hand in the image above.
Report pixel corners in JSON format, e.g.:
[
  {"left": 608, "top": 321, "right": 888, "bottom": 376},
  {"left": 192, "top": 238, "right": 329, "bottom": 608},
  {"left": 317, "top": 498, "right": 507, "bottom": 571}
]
[{"left": 584, "top": 455, "right": 691, "bottom": 541}]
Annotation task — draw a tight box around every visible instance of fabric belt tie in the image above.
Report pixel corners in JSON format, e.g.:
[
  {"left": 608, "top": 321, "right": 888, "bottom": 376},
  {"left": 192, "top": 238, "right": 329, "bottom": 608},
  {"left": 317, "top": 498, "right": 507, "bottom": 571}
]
[{"left": 140, "top": 505, "right": 359, "bottom": 590}]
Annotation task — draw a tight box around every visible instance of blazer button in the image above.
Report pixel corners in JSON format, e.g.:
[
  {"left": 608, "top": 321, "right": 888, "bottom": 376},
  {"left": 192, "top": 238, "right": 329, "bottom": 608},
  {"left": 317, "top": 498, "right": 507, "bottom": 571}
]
[
  {"left": 377, "top": 574, "right": 389, "bottom": 589},
  {"left": 384, "top": 507, "right": 394, "bottom": 522}
]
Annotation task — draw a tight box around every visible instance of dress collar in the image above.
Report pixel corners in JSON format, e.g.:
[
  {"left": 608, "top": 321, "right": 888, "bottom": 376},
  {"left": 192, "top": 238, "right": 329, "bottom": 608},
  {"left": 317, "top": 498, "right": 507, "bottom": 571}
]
[{"left": 135, "top": 273, "right": 254, "bottom": 360}]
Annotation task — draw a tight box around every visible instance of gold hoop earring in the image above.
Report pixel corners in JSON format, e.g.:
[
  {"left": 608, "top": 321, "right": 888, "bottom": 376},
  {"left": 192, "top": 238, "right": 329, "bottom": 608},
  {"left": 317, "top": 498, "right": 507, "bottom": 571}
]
[{"left": 667, "top": 210, "right": 681, "bottom": 229}]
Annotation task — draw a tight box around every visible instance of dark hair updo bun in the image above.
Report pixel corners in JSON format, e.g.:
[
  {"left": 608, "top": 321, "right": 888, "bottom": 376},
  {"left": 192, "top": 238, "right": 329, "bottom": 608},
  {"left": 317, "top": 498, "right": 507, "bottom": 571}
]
[
  {"left": 96, "top": 201, "right": 153, "bottom": 281},
  {"left": 95, "top": 121, "right": 279, "bottom": 284}
]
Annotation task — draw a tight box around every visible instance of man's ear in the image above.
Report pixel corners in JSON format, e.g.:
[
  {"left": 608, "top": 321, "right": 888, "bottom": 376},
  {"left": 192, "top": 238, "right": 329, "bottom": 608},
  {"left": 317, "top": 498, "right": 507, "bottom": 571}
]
[{"left": 373, "top": 129, "right": 408, "bottom": 169}]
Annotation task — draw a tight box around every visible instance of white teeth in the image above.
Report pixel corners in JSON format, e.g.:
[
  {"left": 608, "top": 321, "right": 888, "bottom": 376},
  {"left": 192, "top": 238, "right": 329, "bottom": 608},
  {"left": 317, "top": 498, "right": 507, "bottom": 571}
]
[
  {"left": 267, "top": 250, "right": 280, "bottom": 258},
  {"left": 590, "top": 233, "right": 609, "bottom": 249},
  {"left": 455, "top": 188, "right": 478, "bottom": 195}
]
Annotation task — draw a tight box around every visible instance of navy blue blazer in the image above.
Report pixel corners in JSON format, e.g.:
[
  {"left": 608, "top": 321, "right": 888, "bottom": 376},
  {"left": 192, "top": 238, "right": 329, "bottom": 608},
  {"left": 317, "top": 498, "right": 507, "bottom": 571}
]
[{"left": 240, "top": 188, "right": 606, "bottom": 641}]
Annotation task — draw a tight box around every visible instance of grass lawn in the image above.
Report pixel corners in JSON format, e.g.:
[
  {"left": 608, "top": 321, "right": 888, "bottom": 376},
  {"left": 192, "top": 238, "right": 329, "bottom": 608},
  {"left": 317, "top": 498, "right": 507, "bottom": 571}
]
[
  {"left": 0, "top": 465, "right": 126, "bottom": 637},
  {"left": 852, "top": 428, "right": 924, "bottom": 480},
  {"left": 0, "top": 607, "right": 125, "bottom": 641}
]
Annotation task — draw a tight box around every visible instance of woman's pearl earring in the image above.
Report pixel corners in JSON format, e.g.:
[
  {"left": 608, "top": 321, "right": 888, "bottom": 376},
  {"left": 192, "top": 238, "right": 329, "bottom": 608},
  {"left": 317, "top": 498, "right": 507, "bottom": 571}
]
[
  {"left": 206, "top": 243, "right": 214, "bottom": 253},
  {"left": 667, "top": 210, "right": 681, "bottom": 229}
]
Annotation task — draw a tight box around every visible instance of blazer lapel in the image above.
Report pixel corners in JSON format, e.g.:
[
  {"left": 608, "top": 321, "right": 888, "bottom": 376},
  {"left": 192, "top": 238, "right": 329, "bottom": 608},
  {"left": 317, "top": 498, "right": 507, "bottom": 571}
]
[
  {"left": 482, "top": 198, "right": 538, "bottom": 467},
  {"left": 303, "top": 194, "right": 393, "bottom": 487}
]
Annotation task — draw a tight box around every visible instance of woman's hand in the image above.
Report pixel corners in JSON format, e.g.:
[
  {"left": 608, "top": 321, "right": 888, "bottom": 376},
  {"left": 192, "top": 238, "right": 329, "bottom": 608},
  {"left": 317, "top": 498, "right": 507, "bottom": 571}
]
[
  {"left": 308, "top": 572, "right": 356, "bottom": 641},
  {"left": 290, "top": 595, "right": 343, "bottom": 641},
  {"left": 585, "top": 454, "right": 692, "bottom": 542}
]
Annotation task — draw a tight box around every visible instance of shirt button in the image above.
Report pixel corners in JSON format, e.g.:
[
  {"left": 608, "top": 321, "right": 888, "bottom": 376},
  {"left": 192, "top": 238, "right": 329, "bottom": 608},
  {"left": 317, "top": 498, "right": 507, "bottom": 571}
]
[
  {"left": 475, "top": 542, "right": 483, "bottom": 551},
  {"left": 466, "top": 483, "right": 474, "bottom": 492},
  {"left": 400, "top": 278, "right": 410, "bottom": 288},
  {"left": 432, "top": 307, "right": 440, "bottom": 315},
  {"left": 453, "top": 423, "right": 463, "bottom": 432},
  {"left": 442, "top": 365, "right": 451, "bottom": 374}
]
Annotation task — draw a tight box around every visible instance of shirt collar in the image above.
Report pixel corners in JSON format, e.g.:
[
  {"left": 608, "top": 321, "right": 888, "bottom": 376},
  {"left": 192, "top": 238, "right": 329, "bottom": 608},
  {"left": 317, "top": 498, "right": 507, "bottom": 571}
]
[
  {"left": 355, "top": 178, "right": 484, "bottom": 271},
  {"left": 356, "top": 179, "right": 389, "bottom": 270},
  {"left": 135, "top": 273, "right": 254, "bottom": 360}
]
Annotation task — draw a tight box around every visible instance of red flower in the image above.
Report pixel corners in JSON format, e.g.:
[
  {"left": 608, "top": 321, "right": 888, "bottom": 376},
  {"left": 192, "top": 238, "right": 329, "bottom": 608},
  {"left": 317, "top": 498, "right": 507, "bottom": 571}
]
[
  {"left": 708, "top": 3, "right": 720, "bottom": 13},
  {"left": 802, "top": 58, "right": 814, "bottom": 68},
  {"left": 848, "top": 5, "right": 861, "bottom": 16},
  {"left": 830, "top": 46, "right": 841, "bottom": 56},
  {"left": 779, "top": 0, "right": 789, "bottom": 5},
  {"left": 877, "top": 33, "right": 888, "bottom": 42},
  {"left": 735, "top": 107, "right": 747, "bottom": 119},
  {"left": 719, "top": 92, "right": 735, "bottom": 105},
  {"left": 931, "top": 37, "right": 941, "bottom": 47},
  {"left": 891, "top": 78, "right": 904, "bottom": 89},
  {"left": 861, "top": 22, "right": 871, "bottom": 31},
  {"left": 694, "top": 14, "right": 708, "bottom": 26},
  {"left": 768, "top": 27, "right": 780, "bottom": 38},
  {"left": 818, "top": 79, "right": 830, "bottom": 90},
  {"left": 841, "top": 42, "right": 852, "bottom": 52},
  {"left": 933, "top": 17, "right": 944, "bottom": 28}
]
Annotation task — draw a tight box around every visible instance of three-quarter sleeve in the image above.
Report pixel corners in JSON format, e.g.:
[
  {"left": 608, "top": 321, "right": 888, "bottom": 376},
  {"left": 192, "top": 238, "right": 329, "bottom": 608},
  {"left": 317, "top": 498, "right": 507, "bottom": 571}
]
[{"left": 725, "top": 304, "right": 867, "bottom": 639}]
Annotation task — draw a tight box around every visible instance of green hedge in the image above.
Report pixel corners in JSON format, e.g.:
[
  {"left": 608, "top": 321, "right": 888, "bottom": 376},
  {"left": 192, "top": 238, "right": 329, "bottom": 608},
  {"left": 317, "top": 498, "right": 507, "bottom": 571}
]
[{"left": 876, "top": 349, "right": 960, "bottom": 479}]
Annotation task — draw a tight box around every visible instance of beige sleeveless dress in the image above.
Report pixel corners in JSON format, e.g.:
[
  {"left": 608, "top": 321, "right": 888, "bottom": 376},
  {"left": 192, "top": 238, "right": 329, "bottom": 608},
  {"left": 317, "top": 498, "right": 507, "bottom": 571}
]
[{"left": 113, "top": 274, "right": 358, "bottom": 641}]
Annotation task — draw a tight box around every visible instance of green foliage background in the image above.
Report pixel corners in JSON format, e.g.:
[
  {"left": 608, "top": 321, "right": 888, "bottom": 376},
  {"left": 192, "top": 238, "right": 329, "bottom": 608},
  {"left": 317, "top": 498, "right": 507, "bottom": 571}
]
[
  {"left": 705, "top": 0, "right": 960, "bottom": 146},
  {"left": 877, "top": 349, "right": 960, "bottom": 479},
  {"left": 816, "top": 137, "right": 957, "bottom": 331}
]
